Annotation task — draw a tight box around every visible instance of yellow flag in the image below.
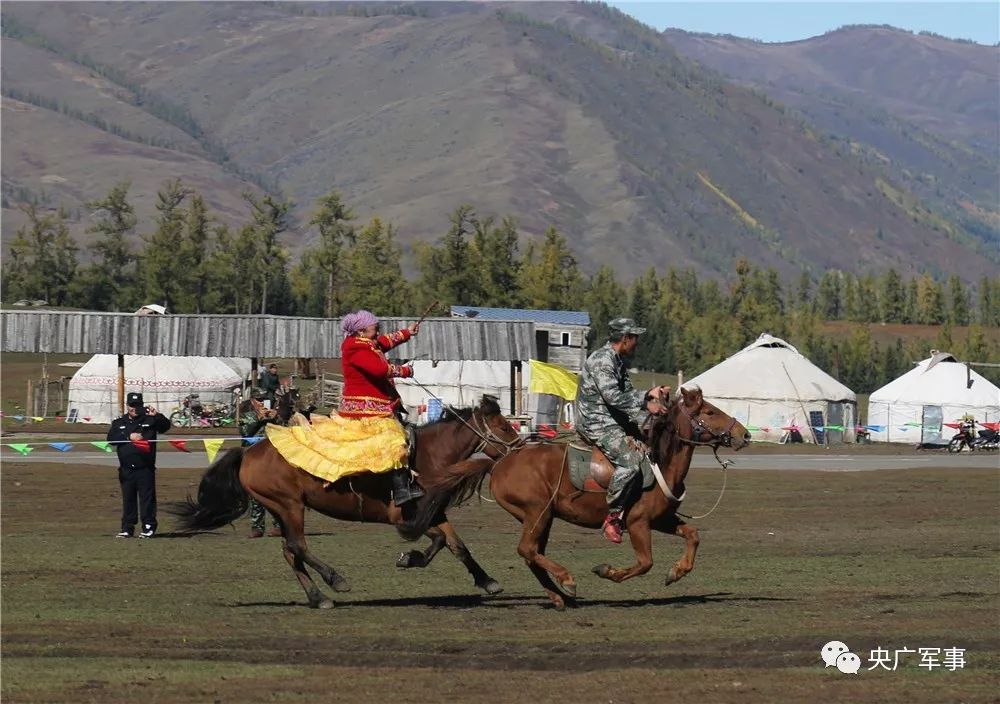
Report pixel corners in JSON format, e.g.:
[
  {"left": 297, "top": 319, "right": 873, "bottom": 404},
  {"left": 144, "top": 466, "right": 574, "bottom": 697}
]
[
  {"left": 31, "top": 417, "right": 44, "bottom": 422},
  {"left": 203, "top": 439, "right": 225, "bottom": 464},
  {"left": 528, "top": 359, "right": 579, "bottom": 400}
]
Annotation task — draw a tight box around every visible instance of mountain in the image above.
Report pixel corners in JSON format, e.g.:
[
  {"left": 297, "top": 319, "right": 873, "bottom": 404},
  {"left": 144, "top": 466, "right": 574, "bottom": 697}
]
[
  {"left": 1, "top": 2, "right": 995, "bottom": 281},
  {"left": 662, "top": 25, "right": 999, "bottom": 264}
]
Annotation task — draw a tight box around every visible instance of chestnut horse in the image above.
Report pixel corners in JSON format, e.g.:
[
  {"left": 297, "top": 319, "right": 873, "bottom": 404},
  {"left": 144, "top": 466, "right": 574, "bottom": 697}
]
[
  {"left": 404, "top": 387, "right": 749, "bottom": 609},
  {"left": 169, "top": 396, "right": 521, "bottom": 609}
]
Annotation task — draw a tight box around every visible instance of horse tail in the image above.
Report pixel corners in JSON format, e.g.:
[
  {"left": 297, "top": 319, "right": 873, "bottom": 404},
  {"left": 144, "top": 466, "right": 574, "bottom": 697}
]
[
  {"left": 166, "top": 447, "right": 250, "bottom": 532},
  {"left": 397, "top": 458, "right": 495, "bottom": 541}
]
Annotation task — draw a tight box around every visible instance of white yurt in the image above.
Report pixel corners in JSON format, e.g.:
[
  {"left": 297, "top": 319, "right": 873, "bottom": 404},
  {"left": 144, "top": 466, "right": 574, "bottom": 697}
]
[
  {"left": 66, "top": 355, "right": 251, "bottom": 424},
  {"left": 683, "top": 333, "right": 857, "bottom": 444},
  {"left": 867, "top": 351, "right": 1000, "bottom": 444}
]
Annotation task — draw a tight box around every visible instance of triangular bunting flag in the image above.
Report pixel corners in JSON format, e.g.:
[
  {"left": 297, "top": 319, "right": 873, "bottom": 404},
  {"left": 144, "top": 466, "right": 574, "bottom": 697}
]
[
  {"left": 132, "top": 439, "right": 152, "bottom": 453},
  {"left": 242, "top": 436, "right": 263, "bottom": 446},
  {"left": 32, "top": 417, "right": 44, "bottom": 422},
  {"left": 169, "top": 440, "right": 190, "bottom": 453},
  {"left": 9, "top": 444, "right": 33, "bottom": 455},
  {"left": 48, "top": 442, "right": 73, "bottom": 452},
  {"left": 83, "top": 417, "right": 92, "bottom": 422},
  {"left": 56, "top": 416, "right": 64, "bottom": 421},
  {"left": 203, "top": 438, "right": 225, "bottom": 463},
  {"left": 12, "top": 416, "right": 24, "bottom": 421},
  {"left": 90, "top": 441, "right": 114, "bottom": 453}
]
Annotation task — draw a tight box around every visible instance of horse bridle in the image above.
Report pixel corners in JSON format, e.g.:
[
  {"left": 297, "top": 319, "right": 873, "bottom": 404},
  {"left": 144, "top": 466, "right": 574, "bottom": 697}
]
[
  {"left": 458, "top": 406, "right": 525, "bottom": 458},
  {"left": 678, "top": 403, "right": 739, "bottom": 448}
]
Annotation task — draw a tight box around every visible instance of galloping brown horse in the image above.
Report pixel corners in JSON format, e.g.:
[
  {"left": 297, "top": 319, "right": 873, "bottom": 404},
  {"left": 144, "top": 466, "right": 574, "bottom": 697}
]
[
  {"left": 404, "top": 387, "right": 749, "bottom": 609},
  {"left": 170, "top": 396, "right": 521, "bottom": 609}
]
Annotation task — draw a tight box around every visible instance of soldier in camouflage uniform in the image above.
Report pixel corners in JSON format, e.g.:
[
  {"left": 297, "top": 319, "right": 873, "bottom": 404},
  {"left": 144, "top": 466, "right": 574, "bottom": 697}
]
[
  {"left": 576, "top": 318, "right": 670, "bottom": 543},
  {"left": 240, "top": 395, "right": 281, "bottom": 538}
]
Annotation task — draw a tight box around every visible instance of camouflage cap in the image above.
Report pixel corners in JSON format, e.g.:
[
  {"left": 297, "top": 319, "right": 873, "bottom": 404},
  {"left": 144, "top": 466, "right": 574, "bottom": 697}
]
[{"left": 608, "top": 317, "right": 646, "bottom": 338}]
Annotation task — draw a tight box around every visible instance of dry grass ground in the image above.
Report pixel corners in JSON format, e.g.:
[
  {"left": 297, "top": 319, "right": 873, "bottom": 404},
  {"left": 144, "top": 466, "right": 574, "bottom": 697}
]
[{"left": 1, "top": 460, "right": 997, "bottom": 703}]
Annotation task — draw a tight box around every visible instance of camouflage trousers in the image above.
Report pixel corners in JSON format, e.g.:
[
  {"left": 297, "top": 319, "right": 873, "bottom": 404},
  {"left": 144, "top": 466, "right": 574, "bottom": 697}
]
[
  {"left": 593, "top": 426, "right": 646, "bottom": 510},
  {"left": 249, "top": 497, "right": 279, "bottom": 532}
]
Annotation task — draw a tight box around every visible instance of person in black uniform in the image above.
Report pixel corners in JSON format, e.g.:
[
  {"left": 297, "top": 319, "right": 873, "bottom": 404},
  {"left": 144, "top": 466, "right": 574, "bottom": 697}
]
[{"left": 108, "top": 392, "right": 171, "bottom": 538}]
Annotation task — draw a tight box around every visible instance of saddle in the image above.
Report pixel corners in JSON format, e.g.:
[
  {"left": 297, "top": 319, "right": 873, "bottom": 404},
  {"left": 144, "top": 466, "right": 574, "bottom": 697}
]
[{"left": 566, "top": 436, "right": 656, "bottom": 493}]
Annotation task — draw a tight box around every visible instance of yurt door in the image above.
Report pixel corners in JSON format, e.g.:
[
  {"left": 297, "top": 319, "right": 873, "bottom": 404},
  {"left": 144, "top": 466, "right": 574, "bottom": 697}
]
[
  {"left": 826, "top": 403, "right": 844, "bottom": 444},
  {"left": 920, "top": 406, "right": 945, "bottom": 445}
]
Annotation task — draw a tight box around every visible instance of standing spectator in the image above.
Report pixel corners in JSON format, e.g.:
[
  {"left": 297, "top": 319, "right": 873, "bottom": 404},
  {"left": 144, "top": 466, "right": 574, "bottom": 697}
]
[
  {"left": 239, "top": 393, "right": 282, "bottom": 538},
  {"left": 258, "top": 363, "right": 280, "bottom": 405},
  {"left": 108, "top": 392, "right": 170, "bottom": 538}
]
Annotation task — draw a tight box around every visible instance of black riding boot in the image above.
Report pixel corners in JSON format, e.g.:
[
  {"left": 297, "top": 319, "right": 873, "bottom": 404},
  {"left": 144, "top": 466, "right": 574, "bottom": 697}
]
[{"left": 391, "top": 468, "right": 425, "bottom": 506}]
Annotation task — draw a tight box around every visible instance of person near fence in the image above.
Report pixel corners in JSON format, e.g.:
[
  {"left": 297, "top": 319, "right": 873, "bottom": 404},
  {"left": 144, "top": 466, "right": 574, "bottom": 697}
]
[
  {"left": 240, "top": 394, "right": 282, "bottom": 538},
  {"left": 258, "top": 363, "right": 280, "bottom": 404},
  {"left": 108, "top": 392, "right": 171, "bottom": 538}
]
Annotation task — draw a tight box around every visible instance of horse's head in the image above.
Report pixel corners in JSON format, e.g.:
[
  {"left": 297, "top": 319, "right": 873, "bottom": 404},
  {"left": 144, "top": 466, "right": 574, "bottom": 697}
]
[
  {"left": 676, "top": 386, "right": 750, "bottom": 450},
  {"left": 430, "top": 394, "right": 522, "bottom": 460}
]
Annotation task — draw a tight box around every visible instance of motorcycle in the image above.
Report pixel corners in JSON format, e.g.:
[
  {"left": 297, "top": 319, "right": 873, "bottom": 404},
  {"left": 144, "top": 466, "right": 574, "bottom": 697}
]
[{"left": 948, "top": 421, "right": 999, "bottom": 452}]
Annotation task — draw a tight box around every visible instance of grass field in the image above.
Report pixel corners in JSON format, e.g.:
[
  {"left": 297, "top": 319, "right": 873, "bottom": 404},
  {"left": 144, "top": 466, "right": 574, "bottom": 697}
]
[{"left": 2, "top": 461, "right": 997, "bottom": 703}]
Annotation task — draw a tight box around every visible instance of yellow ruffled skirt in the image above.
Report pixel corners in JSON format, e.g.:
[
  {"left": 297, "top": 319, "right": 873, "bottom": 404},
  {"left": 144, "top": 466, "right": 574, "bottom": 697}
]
[{"left": 265, "top": 413, "right": 407, "bottom": 483}]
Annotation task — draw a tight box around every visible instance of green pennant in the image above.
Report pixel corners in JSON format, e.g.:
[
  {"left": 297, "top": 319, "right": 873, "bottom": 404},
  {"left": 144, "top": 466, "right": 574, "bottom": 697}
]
[
  {"left": 9, "top": 444, "right": 34, "bottom": 455},
  {"left": 90, "top": 441, "right": 114, "bottom": 453}
]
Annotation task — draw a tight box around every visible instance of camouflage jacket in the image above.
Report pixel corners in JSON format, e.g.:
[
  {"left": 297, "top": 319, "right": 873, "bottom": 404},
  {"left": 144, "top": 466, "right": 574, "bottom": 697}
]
[{"left": 575, "top": 342, "right": 647, "bottom": 440}]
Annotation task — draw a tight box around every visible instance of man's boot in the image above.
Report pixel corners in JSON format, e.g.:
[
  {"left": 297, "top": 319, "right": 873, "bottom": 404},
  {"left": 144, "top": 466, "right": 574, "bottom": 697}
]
[
  {"left": 391, "top": 468, "right": 424, "bottom": 506},
  {"left": 602, "top": 508, "right": 624, "bottom": 544}
]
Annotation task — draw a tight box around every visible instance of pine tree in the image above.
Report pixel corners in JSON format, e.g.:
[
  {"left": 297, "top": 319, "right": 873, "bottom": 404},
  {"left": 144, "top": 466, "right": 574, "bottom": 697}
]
[
  {"left": 181, "top": 194, "right": 212, "bottom": 313},
  {"left": 308, "top": 189, "right": 355, "bottom": 317},
  {"left": 916, "top": 273, "right": 945, "bottom": 325},
  {"left": 471, "top": 215, "right": 521, "bottom": 307},
  {"left": 139, "top": 178, "right": 189, "bottom": 311},
  {"left": 73, "top": 182, "right": 137, "bottom": 311},
  {"left": 583, "top": 265, "right": 626, "bottom": 347},
  {"left": 415, "top": 205, "right": 481, "bottom": 307},
  {"left": 343, "top": 217, "right": 409, "bottom": 314},
  {"left": 978, "top": 276, "right": 998, "bottom": 327},
  {"left": 879, "top": 269, "right": 905, "bottom": 323},
  {"left": 815, "top": 270, "right": 842, "bottom": 320},
  {"left": 516, "top": 226, "right": 582, "bottom": 310},
  {"left": 243, "top": 192, "right": 292, "bottom": 314}
]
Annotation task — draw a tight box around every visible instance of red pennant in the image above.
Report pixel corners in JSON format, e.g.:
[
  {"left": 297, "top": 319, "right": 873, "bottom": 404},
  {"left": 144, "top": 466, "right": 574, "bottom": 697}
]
[
  {"left": 56, "top": 416, "right": 64, "bottom": 421},
  {"left": 169, "top": 440, "right": 190, "bottom": 452},
  {"left": 132, "top": 439, "right": 152, "bottom": 453},
  {"left": 83, "top": 417, "right": 92, "bottom": 422}
]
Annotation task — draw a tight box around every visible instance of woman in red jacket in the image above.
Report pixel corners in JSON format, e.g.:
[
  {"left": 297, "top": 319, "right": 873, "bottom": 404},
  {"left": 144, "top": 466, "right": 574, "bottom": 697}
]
[
  {"left": 338, "top": 309, "right": 424, "bottom": 505},
  {"left": 266, "top": 310, "right": 424, "bottom": 505}
]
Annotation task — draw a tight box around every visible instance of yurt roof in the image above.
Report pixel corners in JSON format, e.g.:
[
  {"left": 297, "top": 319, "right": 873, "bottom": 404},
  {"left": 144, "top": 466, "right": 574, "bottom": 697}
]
[
  {"left": 70, "top": 355, "right": 249, "bottom": 389},
  {"left": 683, "top": 333, "right": 856, "bottom": 402},
  {"left": 870, "top": 352, "right": 1000, "bottom": 408}
]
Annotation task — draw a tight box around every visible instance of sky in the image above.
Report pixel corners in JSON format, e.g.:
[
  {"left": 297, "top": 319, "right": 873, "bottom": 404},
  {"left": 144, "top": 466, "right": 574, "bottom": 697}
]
[{"left": 608, "top": 2, "right": 1000, "bottom": 45}]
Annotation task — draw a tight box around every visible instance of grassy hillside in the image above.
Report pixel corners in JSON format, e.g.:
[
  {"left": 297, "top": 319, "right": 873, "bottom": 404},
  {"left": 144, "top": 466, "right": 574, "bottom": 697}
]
[
  {"left": 662, "top": 25, "right": 1000, "bottom": 264},
  {"left": 1, "top": 3, "right": 994, "bottom": 280}
]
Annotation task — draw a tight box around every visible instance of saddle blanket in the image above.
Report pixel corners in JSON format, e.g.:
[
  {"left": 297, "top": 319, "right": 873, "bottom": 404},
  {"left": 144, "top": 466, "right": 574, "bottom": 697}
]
[{"left": 566, "top": 443, "right": 656, "bottom": 493}]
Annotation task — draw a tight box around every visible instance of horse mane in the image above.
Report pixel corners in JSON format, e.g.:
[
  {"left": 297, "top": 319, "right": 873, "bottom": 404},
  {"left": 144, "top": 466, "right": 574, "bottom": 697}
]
[{"left": 648, "top": 398, "right": 681, "bottom": 466}]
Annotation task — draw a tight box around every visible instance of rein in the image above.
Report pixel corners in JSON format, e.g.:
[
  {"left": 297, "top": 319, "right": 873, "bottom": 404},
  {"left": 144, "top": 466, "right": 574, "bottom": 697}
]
[
  {"left": 408, "top": 378, "right": 523, "bottom": 458},
  {"left": 650, "top": 400, "right": 736, "bottom": 520}
]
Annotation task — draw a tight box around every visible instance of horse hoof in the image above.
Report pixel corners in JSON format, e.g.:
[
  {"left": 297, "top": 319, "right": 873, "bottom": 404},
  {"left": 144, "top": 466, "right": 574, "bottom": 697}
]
[
  {"left": 546, "top": 570, "right": 577, "bottom": 598},
  {"left": 317, "top": 599, "right": 335, "bottom": 610},
  {"left": 331, "top": 578, "right": 352, "bottom": 593},
  {"left": 479, "top": 579, "right": 504, "bottom": 596},
  {"left": 664, "top": 568, "right": 680, "bottom": 586},
  {"left": 592, "top": 563, "right": 612, "bottom": 579},
  {"left": 396, "top": 550, "right": 424, "bottom": 569}
]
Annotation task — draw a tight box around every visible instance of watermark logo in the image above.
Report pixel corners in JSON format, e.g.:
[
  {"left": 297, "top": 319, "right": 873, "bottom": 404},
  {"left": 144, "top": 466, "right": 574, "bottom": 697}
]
[{"left": 821, "top": 642, "right": 966, "bottom": 673}]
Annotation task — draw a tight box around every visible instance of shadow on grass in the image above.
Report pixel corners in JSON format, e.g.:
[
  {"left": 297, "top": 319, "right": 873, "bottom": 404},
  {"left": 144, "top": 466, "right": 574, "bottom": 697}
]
[{"left": 228, "top": 592, "right": 796, "bottom": 610}]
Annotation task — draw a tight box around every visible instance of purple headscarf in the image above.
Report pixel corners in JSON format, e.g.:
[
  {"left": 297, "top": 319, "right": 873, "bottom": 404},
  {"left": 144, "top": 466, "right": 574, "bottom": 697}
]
[{"left": 341, "top": 310, "right": 379, "bottom": 337}]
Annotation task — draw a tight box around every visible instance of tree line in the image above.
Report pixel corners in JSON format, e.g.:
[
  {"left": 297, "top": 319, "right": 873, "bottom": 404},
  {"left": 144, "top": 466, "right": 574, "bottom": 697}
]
[{"left": 3, "top": 180, "right": 997, "bottom": 392}]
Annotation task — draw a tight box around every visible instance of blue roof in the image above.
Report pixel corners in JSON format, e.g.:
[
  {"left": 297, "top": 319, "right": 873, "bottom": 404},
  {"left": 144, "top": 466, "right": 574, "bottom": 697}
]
[{"left": 450, "top": 306, "right": 590, "bottom": 327}]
